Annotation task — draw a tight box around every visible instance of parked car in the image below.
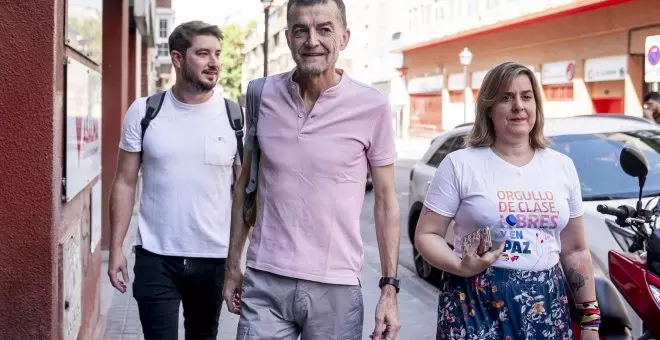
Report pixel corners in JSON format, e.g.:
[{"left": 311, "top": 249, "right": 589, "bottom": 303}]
[{"left": 407, "top": 114, "right": 658, "bottom": 337}]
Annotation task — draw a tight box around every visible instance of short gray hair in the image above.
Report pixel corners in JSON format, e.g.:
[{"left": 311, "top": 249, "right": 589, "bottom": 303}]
[{"left": 287, "top": 0, "right": 347, "bottom": 28}]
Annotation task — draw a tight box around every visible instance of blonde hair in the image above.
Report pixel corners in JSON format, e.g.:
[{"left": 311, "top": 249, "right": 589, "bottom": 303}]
[{"left": 466, "top": 61, "right": 550, "bottom": 149}]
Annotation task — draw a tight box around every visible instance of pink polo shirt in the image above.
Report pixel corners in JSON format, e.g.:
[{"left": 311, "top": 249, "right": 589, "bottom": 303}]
[{"left": 245, "top": 69, "right": 397, "bottom": 285}]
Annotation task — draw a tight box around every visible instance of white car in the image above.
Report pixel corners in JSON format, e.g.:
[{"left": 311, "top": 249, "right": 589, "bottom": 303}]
[{"left": 407, "top": 114, "right": 658, "bottom": 338}]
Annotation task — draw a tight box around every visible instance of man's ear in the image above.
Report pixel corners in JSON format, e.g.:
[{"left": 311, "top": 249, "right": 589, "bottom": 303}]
[
  {"left": 285, "top": 29, "right": 291, "bottom": 48},
  {"left": 340, "top": 28, "right": 351, "bottom": 51},
  {"left": 171, "top": 50, "right": 184, "bottom": 69}
]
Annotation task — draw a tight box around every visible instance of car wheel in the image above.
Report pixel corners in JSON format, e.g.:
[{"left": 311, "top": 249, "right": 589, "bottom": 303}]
[
  {"left": 412, "top": 237, "right": 447, "bottom": 287},
  {"left": 413, "top": 246, "right": 433, "bottom": 278}
]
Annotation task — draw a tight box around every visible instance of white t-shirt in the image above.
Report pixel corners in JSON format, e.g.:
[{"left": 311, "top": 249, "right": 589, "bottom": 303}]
[
  {"left": 119, "top": 90, "right": 241, "bottom": 258},
  {"left": 423, "top": 147, "right": 584, "bottom": 271}
]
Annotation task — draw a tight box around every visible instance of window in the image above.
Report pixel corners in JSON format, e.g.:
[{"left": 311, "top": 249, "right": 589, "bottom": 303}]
[
  {"left": 450, "top": 135, "right": 466, "bottom": 152},
  {"left": 543, "top": 85, "right": 574, "bottom": 101},
  {"left": 427, "top": 135, "right": 467, "bottom": 167},
  {"left": 549, "top": 130, "right": 660, "bottom": 200},
  {"left": 159, "top": 19, "right": 168, "bottom": 38},
  {"left": 157, "top": 43, "right": 169, "bottom": 57},
  {"left": 425, "top": 4, "right": 431, "bottom": 25},
  {"left": 427, "top": 137, "right": 456, "bottom": 167}
]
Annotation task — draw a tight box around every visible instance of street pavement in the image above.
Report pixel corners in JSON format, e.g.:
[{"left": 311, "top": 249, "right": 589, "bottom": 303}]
[{"left": 101, "top": 138, "right": 438, "bottom": 340}]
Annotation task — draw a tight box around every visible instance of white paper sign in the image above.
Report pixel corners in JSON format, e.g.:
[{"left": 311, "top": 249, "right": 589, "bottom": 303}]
[
  {"left": 541, "top": 60, "right": 575, "bottom": 85},
  {"left": 584, "top": 55, "right": 627, "bottom": 82},
  {"left": 407, "top": 75, "right": 443, "bottom": 93},
  {"left": 447, "top": 73, "right": 465, "bottom": 91},
  {"left": 471, "top": 70, "right": 489, "bottom": 89}
]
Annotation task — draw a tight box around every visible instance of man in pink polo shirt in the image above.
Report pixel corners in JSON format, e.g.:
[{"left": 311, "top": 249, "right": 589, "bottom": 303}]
[{"left": 222, "top": 0, "right": 401, "bottom": 339}]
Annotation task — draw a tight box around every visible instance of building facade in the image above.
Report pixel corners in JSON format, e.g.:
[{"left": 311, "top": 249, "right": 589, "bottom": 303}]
[
  {"left": 155, "top": 0, "right": 176, "bottom": 90},
  {"left": 395, "top": 0, "right": 660, "bottom": 138},
  {"left": 0, "top": 0, "right": 159, "bottom": 338}
]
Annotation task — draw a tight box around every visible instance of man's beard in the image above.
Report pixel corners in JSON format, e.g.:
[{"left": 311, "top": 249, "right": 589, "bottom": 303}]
[
  {"left": 292, "top": 53, "right": 331, "bottom": 75},
  {"left": 182, "top": 62, "right": 216, "bottom": 92}
]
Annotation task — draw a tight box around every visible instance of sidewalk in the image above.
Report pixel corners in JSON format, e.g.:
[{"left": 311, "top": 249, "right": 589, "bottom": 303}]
[
  {"left": 100, "top": 219, "right": 438, "bottom": 340},
  {"left": 100, "top": 212, "right": 242, "bottom": 340}
]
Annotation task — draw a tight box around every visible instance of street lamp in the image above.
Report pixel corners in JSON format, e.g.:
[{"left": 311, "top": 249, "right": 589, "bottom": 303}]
[
  {"left": 459, "top": 47, "right": 473, "bottom": 123},
  {"left": 261, "top": 0, "right": 273, "bottom": 77}
]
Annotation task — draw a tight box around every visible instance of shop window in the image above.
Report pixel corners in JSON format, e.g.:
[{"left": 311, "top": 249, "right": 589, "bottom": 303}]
[
  {"left": 543, "top": 85, "right": 573, "bottom": 101},
  {"left": 449, "top": 90, "right": 464, "bottom": 103}
]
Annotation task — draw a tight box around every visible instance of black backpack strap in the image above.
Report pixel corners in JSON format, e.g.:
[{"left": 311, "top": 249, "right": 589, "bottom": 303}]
[
  {"left": 224, "top": 98, "right": 245, "bottom": 164},
  {"left": 140, "top": 91, "right": 166, "bottom": 162}
]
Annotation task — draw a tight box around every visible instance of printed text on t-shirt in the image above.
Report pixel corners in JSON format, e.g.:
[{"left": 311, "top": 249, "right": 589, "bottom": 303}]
[{"left": 497, "top": 190, "right": 560, "bottom": 229}]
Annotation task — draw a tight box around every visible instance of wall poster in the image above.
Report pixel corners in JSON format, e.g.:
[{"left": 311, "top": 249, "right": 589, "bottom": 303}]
[{"left": 64, "top": 57, "right": 102, "bottom": 201}]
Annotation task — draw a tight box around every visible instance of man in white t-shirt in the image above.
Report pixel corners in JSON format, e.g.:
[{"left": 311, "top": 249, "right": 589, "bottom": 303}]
[{"left": 107, "top": 21, "right": 241, "bottom": 339}]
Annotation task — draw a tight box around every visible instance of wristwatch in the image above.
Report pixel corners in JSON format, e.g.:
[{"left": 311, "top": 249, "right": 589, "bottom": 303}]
[{"left": 378, "top": 277, "right": 400, "bottom": 293}]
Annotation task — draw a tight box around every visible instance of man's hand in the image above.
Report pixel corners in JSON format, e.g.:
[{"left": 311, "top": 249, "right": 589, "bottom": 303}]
[
  {"left": 108, "top": 250, "right": 129, "bottom": 293},
  {"left": 222, "top": 269, "right": 243, "bottom": 315},
  {"left": 370, "top": 286, "right": 400, "bottom": 340}
]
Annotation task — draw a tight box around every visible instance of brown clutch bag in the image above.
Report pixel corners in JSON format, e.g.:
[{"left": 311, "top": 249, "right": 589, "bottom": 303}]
[{"left": 460, "top": 227, "right": 493, "bottom": 257}]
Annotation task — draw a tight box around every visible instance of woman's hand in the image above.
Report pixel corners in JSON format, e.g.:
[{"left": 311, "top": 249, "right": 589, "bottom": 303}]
[
  {"left": 580, "top": 329, "right": 599, "bottom": 340},
  {"left": 458, "top": 242, "right": 505, "bottom": 277}
]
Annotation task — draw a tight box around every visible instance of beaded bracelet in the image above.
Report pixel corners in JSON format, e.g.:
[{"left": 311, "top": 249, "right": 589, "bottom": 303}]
[{"left": 576, "top": 301, "right": 601, "bottom": 331}]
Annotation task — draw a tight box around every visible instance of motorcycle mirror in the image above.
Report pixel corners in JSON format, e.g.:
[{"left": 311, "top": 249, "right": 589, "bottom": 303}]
[
  {"left": 620, "top": 146, "right": 649, "bottom": 214},
  {"left": 620, "top": 147, "right": 649, "bottom": 178}
]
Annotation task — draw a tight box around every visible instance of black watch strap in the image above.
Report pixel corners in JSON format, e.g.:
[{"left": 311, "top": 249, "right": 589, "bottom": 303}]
[{"left": 378, "top": 277, "right": 400, "bottom": 293}]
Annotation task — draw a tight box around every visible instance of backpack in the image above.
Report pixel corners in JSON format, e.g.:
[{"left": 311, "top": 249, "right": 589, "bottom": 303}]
[
  {"left": 139, "top": 91, "right": 245, "bottom": 185},
  {"left": 242, "top": 77, "right": 267, "bottom": 226}
]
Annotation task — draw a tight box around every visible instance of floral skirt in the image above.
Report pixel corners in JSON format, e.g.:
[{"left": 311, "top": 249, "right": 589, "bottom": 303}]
[{"left": 436, "top": 265, "right": 573, "bottom": 340}]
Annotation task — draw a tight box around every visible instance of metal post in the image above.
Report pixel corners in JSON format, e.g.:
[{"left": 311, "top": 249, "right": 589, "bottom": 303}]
[
  {"left": 263, "top": 6, "right": 269, "bottom": 77},
  {"left": 463, "top": 64, "right": 469, "bottom": 123}
]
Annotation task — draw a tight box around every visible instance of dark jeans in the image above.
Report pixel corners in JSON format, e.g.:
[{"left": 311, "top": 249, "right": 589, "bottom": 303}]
[{"left": 132, "top": 246, "right": 226, "bottom": 340}]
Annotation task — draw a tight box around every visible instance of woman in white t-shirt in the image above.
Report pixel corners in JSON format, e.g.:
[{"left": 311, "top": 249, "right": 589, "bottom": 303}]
[{"left": 415, "top": 62, "right": 600, "bottom": 340}]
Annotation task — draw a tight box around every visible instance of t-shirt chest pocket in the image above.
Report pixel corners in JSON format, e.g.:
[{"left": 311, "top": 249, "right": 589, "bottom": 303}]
[{"left": 204, "top": 135, "right": 235, "bottom": 166}]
